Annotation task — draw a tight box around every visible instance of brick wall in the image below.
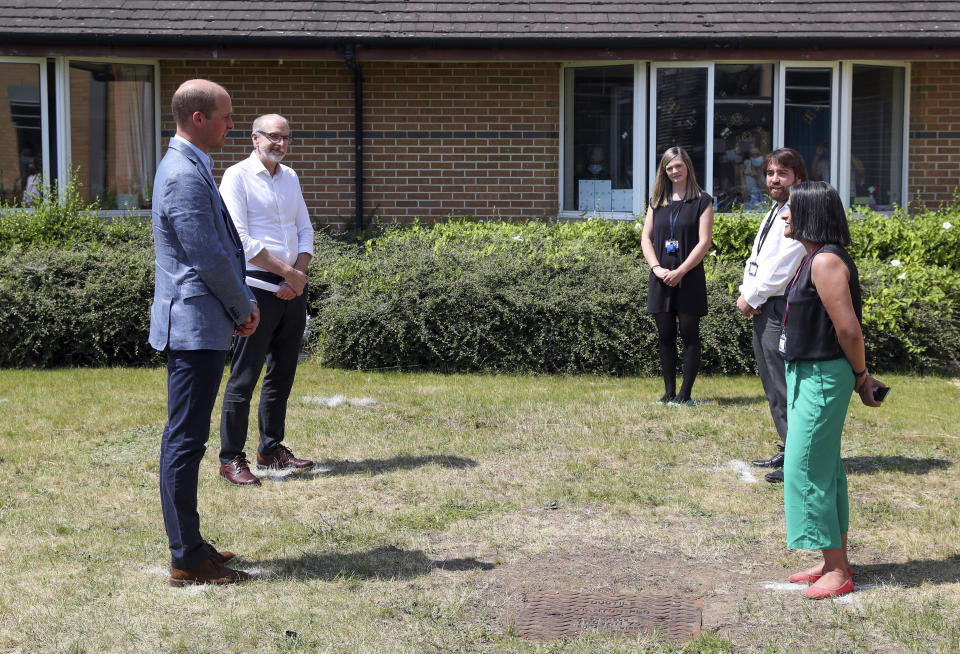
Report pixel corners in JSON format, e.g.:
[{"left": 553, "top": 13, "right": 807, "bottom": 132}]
[
  {"left": 159, "top": 60, "right": 560, "bottom": 228},
  {"left": 909, "top": 61, "right": 960, "bottom": 208}
]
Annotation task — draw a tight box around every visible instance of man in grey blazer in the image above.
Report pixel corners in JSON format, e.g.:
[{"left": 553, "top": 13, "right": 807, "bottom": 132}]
[{"left": 149, "top": 79, "right": 260, "bottom": 586}]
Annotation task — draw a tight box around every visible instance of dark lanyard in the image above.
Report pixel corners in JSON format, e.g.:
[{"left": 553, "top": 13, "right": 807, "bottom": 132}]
[
  {"left": 668, "top": 197, "right": 686, "bottom": 239},
  {"left": 782, "top": 245, "right": 822, "bottom": 328},
  {"left": 756, "top": 203, "right": 786, "bottom": 255}
]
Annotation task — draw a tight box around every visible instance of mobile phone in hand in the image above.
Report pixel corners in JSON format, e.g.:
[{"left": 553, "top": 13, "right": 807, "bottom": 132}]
[{"left": 873, "top": 385, "right": 890, "bottom": 403}]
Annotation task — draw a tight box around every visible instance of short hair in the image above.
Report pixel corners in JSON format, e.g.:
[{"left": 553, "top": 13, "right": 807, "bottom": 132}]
[
  {"left": 252, "top": 114, "right": 290, "bottom": 134},
  {"left": 171, "top": 80, "right": 222, "bottom": 128},
  {"left": 762, "top": 147, "right": 807, "bottom": 182},
  {"left": 787, "top": 181, "right": 850, "bottom": 246},
  {"left": 650, "top": 146, "right": 702, "bottom": 208}
]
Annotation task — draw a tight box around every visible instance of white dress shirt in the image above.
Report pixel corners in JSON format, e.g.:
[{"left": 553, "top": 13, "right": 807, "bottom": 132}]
[
  {"left": 738, "top": 202, "right": 806, "bottom": 309},
  {"left": 219, "top": 152, "right": 314, "bottom": 271}
]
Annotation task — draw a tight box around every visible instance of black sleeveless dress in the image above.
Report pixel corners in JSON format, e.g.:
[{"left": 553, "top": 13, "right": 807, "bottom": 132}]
[{"left": 646, "top": 192, "right": 712, "bottom": 316}]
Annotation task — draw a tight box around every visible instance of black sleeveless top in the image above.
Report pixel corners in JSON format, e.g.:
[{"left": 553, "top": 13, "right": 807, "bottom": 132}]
[{"left": 782, "top": 244, "right": 862, "bottom": 362}]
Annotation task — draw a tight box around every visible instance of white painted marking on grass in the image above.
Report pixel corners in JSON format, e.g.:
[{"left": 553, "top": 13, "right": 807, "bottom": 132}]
[
  {"left": 0, "top": 398, "right": 8, "bottom": 403},
  {"left": 143, "top": 565, "right": 168, "bottom": 577},
  {"left": 725, "top": 460, "right": 758, "bottom": 483},
  {"left": 302, "top": 395, "right": 377, "bottom": 408},
  {"left": 762, "top": 582, "right": 807, "bottom": 591}
]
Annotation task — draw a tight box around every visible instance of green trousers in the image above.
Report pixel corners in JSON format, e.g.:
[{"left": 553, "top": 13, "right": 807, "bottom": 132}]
[{"left": 784, "top": 357, "right": 854, "bottom": 550}]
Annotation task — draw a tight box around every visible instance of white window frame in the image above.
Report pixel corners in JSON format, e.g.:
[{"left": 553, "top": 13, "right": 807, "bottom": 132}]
[
  {"left": 0, "top": 56, "right": 51, "bottom": 190},
  {"left": 839, "top": 61, "right": 910, "bottom": 211},
  {"left": 558, "top": 61, "right": 647, "bottom": 220},
  {"left": 57, "top": 56, "right": 161, "bottom": 214},
  {"left": 649, "top": 62, "right": 714, "bottom": 201}
]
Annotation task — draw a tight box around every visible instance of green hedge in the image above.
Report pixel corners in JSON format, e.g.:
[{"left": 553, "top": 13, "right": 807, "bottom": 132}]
[{"left": 1, "top": 193, "right": 958, "bottom": 374}]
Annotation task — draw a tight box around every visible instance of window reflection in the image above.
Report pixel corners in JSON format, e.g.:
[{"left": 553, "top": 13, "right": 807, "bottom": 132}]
[
  {"left": 784, "top": 68, "right": 833, "bottom": 183},
  {"left": 656, "top": 67, "right": 707, "bottom": 187},
  {"left": 69, "top": 61, "right": 155, "bottom": 209},
  {"left": 850, "top": 65, "right": 904, "bottom": 209},
  {"left": 563, "top": 65, "right": 634, "bottom": 212},
  {"left": 713, "top": 64, "right": 773, "bottom": 211},
  {"left": 0, "top": 62, "right": 42, "bottom": 206}
]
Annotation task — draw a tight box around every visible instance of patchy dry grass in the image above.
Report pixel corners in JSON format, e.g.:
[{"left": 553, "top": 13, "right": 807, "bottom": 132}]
[{"left": 0, "top": 366, "right": 957, "bottom": 653}]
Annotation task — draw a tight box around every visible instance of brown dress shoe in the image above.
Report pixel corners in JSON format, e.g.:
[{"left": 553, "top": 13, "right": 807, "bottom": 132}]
[
  {"left": 169, "top": 556, "right": 250, "bottom": 587},
  {"left": 204, "top": 541, "right": 235, "bottom": 564},
  {"left": 219, "top": 455, "right": 261, "bottom": 486},
  {"left": 257, "top": 444, "right": 313, "bottom": 470}
]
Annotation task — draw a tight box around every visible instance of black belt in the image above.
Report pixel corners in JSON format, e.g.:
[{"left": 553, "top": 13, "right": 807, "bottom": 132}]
[{"left": 246, "top": 269, "right": 284, "bottom": 285}]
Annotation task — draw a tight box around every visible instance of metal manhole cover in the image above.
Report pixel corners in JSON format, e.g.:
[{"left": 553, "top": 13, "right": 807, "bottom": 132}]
[{"left": 516, "top": 591, "right": 702, "bottom": 641}]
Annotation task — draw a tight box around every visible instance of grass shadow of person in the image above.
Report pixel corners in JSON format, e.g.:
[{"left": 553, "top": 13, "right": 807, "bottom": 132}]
[
  {"left": 254, "top": 454, "right": 477, "bottom": 484},
  {"left": 713, "top": 396, "right": 768, "bottom": 407},
  {"left": 252, "top": 545, "right": 495, "bottom": 581},
  {"left": 855, "top": 554, "right": 960, "bottom": 587},
  {"left": 843, "top": 455, "right": 952, "bottom": 475}
]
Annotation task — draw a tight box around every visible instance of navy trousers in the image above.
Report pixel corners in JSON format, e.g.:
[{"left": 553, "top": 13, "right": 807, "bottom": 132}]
[{"left": 160, "top": 349, "right": 227, "bottom": 569}]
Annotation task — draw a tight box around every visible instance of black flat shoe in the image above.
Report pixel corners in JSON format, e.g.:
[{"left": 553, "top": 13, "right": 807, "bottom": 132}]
[
  {"left": 752, "top": 451, "right": 785, "bottom": 468},
  {"left": 764, "top": 468, "right": 784, "bottom": 483}
]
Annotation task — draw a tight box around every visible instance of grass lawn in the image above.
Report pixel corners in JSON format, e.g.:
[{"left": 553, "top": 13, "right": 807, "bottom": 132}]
[{"left": 0, "top": 364, "right": 957, "bottom": 653}]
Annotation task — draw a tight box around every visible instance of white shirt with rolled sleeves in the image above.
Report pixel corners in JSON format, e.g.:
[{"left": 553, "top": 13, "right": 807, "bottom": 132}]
[
  {"left": 738, "top": 202, "right": 806, "bottom": 309},
  {"left": 219, "top": 152, "right": 314, "bottom": 269}
]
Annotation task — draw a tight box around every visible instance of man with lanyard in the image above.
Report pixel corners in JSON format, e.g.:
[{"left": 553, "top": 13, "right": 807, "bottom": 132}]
[
  {"left": 736, "top": 148, "right": 807, "bottom": 483},
  {"left": 217, "top": 113, "right": 316, "bottom": 486}
]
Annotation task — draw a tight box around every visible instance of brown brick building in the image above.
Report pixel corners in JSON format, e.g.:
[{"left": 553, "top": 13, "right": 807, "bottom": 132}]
[{"left": 1, "top": 2, "right": 958, "bottom": 227}]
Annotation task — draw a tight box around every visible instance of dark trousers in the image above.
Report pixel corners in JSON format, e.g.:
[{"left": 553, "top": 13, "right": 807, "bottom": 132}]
[
  {"left": 219, "top": 288, "right": 306, "bottom": 463},
  {"left": 753, "top": 296, "right": 789, "bottom": 444},
  {"left": 160, "top": 348, "right": 227, "bottom": 569}
]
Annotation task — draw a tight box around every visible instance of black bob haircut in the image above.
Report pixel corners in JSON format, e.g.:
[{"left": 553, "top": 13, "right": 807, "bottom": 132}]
[{"left": 788, "top": 181, "right": 850, "bottom": 246}]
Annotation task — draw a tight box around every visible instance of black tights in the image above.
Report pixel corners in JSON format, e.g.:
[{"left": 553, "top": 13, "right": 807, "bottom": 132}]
[{"left": 653, "top": 312, "right": 701, "bottom": 401}]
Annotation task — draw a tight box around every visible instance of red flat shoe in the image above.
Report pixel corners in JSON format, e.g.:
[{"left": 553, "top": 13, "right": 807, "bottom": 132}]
[
  {"left": 802, "top": 577, "right": 854, "bottom": 599},
  {"left": 789, "top": 566, "right": 852, "bottom": 584}
]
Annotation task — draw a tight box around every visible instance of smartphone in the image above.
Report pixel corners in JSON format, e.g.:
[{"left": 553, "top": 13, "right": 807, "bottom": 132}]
[{"left": 873, "top": 385, "right": 890, "bottom": 403}]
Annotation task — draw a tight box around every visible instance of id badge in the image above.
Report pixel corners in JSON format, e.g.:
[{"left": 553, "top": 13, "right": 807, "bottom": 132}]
[
  {"left": 778, "top": 330, "right": 787, "bottom": 355},
  {"left": 748, "top": 261, "right": 758, "bottom": 277},
  {"left": 665, "top": 239, "right": 679, "bottom": 254}
]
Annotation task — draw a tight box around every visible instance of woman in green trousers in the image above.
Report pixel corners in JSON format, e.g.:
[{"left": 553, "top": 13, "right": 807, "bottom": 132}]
[{"left": 778, "top": 181, "right": 885, "bottom": 599}]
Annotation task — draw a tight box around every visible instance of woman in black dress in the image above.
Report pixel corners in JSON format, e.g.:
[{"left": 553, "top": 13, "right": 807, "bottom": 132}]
[{"left": 641, "top": 147, "right": 714, "bottom": 405}]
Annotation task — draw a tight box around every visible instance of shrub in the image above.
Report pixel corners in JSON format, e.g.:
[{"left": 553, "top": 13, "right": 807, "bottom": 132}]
[
  {"left": 0, "top": 176, "right": 151, "bottom": 250},
  {"left": 0, "top": 243, "right": 157, "bottom": 367},
  {"left": 308, "top": 231, "right": 755, "bottom": 375}
]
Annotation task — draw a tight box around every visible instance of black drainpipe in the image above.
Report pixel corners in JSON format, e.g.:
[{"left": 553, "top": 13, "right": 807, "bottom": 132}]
[{"left": 344, "top": 45, "right": 364, "bottom": 231}]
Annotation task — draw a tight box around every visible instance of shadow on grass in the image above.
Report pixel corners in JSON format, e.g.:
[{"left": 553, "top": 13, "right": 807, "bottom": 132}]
[
  {"left": 321, "top": 454, "right": 477, "bottom": 477},
  {"left": 843, "top": 455, "right": 952, "bottom": 475},
  {"left": 855, "top": 554, "right": 960, "bottom": 587},
  {"left": 256, "top": 545, "right": 495, "bottom": 580},
  {"left": 257, "top": 454, "right": 478, "bottom": 483},
  {"left": 713, "top": 396, "right": 768, "bottom": 407}
]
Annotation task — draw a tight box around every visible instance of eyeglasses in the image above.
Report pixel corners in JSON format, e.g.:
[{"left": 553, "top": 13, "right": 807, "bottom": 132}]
[{"left": 256, "top": 130, "right": 292, "bottom": 144}]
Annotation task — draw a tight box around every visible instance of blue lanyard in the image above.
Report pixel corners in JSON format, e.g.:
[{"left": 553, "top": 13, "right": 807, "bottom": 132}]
[{"left": 668, "top": 197, "right": 686, "bottom": 239}]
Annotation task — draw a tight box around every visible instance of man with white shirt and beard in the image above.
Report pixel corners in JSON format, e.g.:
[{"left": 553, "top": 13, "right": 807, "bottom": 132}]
[
  {"left": 217, "top": 113, "right": 316, "bottom": 486},
  {"left": 736, "top": 148, "right": 807, "bottom": 483}
]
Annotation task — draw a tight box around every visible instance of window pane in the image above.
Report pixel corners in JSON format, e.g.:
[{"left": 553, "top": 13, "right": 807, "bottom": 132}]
[
  {"left": 69, "top": 62, "right": 155, "bottom": 209},
  {"left": 850, "top": 65, "right": 904, "bottom": 209},
  {"left": 0, "top": 62, "right": 42, "bottom": 205},
  {"left": 714, "top": 64, "right": 774, "bottom": 210},
  {"left": 655, "top": 67, "right": 707, "bottom": 188},
  {"left": 563, "top": 65, "right": 634, "bottom": 212},
  {"left": 784, "top": 68, "right": 833, "bottom": 182}
]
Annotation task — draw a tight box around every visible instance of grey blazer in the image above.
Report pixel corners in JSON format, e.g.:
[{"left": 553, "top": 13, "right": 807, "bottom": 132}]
[{"left": 149, "top": 138, "right": 254, "bottom": 352}]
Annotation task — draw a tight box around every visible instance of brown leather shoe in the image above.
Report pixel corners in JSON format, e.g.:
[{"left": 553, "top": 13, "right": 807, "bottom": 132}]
[
  {"left": 257, "top": 444, "right": 313, "bottom": 470},
  {"left": 169, "top": 556, "right": 249, "bottom": 587},
  {"left": 219, "top": 455, "right": 261, "bottom": 486},
  {"left": 204, "top": 541, "right": 235, "bottom": 564}
]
